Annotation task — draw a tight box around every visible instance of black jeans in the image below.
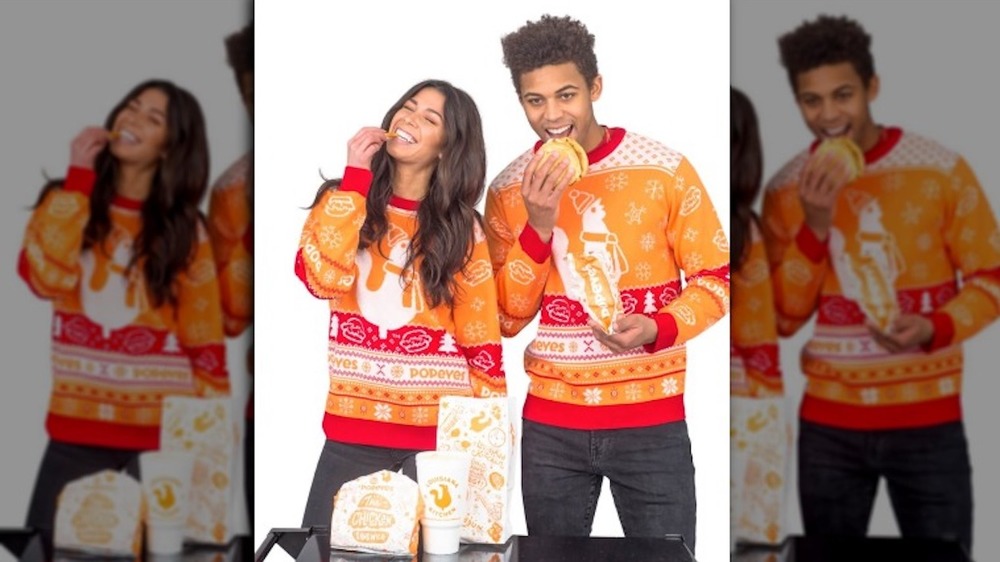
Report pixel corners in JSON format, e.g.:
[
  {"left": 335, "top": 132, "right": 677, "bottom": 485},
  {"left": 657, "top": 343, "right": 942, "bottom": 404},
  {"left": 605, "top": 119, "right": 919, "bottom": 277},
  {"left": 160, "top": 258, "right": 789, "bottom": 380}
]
[
  {"left": 798, "top": 420, "right": 973, "bottom": 553},
  {"left": 301, "top": 440, "right": 421, "bottom": 528},
  {"left": 25, "top": 440, "right": 141, "bottom": 559},
  {"left": 520, "top": 419, "right": 696, "bottom": 551}
]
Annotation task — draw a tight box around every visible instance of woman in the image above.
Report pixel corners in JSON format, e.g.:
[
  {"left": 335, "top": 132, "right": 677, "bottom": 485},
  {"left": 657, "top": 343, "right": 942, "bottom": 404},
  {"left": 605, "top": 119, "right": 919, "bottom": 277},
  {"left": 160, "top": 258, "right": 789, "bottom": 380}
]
[
  {"left": 295, "top": 79, "right": 506, "bottom": 527},
  {"left": 19, "top": 79, "right": 229, "bottom": 554},
  {"left": 730, "top": 86, "right": 788, "bottom": 547}
]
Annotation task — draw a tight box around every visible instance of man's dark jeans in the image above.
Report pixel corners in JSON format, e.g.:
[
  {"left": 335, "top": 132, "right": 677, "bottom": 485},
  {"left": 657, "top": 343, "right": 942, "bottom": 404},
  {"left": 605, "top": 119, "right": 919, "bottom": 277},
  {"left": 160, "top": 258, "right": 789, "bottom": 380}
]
[
  {"left": 521, "top": 419, "right": 696, "bottom": 551},
  {"left": 798, "top": 419, "right": 973, "bottom": 553}
]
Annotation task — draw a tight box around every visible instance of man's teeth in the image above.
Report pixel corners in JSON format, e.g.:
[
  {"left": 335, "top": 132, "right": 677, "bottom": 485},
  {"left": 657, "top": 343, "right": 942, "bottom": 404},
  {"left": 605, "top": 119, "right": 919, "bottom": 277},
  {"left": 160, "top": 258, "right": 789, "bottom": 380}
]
[
  {"left": 547, "top": 125, "right": 571, "bottom": 136},
  {"left": 824, "top": 126, "right": 848, "bottom": 137}
]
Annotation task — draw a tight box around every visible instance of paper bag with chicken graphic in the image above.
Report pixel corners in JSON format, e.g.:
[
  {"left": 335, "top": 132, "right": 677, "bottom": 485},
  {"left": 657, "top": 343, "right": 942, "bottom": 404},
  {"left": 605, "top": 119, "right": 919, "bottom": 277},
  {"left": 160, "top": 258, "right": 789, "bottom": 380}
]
[
  {"left": 329, "top": 470, "right": 423, "bottom": 556},
  {"left": 435, "top": 396, "right": 514, "bottom": 544},
  {"left": 53, "top": 470, "right": 146, "bottom": 557},
  {"left": 730, "top": 396, "right": 790, "bottom": 545},
  {"left": 160, "top": 396, "right": 238, "bottom": 544}
]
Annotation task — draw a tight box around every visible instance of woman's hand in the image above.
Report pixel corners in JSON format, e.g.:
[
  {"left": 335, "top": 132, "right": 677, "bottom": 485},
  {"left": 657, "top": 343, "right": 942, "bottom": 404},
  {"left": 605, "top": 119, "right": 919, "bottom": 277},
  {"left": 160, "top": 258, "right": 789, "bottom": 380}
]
[
  {"left": 69, "top": 126, "right": 111, "bottom": 170},
  {"left": 346, "top": 127, "right": 390, "bottom": 170}
]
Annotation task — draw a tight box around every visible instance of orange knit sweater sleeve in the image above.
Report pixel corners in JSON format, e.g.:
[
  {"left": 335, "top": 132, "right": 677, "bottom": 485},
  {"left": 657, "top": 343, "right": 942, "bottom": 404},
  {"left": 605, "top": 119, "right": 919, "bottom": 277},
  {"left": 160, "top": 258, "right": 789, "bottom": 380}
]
[
  {"left": 175, "top": 222, "right": 232, "bottom": 397},
  {"left": 18, "top": 167, "right": 94, "bottom": 298},
  {"left": 648, "top": 157, "right": 731, "bottom": 351},
  {"left": 207, "top": 169, "right": 252, "bottom": 336},
  {"left": 452, "top": 221, "right": 507, "bottom": 398},
  {"left": 927, "top": 157, "right": 1000, "bottom": 349},
  {"left": 294, "top": 167, "right": 370, "bottom": 303},
  {"left": 483, "top": 185, "right": 552, "bottom": 337},
  {"left": 761, "top": 175, "right": 828, "bottom": 337}
]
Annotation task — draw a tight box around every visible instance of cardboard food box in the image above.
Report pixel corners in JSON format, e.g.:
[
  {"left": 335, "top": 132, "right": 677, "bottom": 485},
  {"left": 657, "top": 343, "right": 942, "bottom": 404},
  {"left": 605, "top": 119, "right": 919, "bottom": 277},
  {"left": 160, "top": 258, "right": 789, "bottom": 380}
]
[
  {"left": 329, "top": 470, "right": 423, "bottom": 556},
  {"left": 53, "top": 469, "right": 145, "bottom": 557}
]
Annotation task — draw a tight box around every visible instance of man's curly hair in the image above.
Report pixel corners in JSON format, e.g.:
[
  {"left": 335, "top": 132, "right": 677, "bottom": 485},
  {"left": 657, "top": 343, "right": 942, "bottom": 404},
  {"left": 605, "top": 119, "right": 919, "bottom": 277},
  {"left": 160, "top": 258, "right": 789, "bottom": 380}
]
[
  {"left": 225, "top": 21, "right": 253, "bottom": 88},
  {"left": 501, "top": 15, "right": 599, "bottom": 95},
  {"left": 778, "top": 15, "right": 874, "bottom": 92}
]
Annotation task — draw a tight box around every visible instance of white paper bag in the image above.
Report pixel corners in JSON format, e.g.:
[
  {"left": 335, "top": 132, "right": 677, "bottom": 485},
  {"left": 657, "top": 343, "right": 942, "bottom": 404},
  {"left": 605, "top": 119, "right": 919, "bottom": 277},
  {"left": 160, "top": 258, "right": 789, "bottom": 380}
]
[
  {"left": 731, "top": 396, "right": 790, "bottom": 545},
  {"left": 435, "top": 396, "right": 514, "bottom": 544},
  {"left": 160, "top": 395, "right": 238, "bottom": 545}
]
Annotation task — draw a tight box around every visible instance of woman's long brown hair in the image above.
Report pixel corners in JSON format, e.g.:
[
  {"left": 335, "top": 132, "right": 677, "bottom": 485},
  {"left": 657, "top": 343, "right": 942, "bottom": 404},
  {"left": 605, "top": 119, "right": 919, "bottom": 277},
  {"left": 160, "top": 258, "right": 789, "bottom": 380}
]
[
  {"left": 36, "top": 79, "right": 209, "bottom": 307},
  {"left": 311, "top": 79, "right": 487, "bottom": 309},
  {"left": 731, "top": 87, "right": 763, "bottom": 273}
]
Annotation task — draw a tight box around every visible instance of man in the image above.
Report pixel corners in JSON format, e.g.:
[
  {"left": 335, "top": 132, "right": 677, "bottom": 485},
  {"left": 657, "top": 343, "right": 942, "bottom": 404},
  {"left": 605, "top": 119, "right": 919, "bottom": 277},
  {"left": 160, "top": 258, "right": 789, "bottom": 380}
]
[
  {"left": 483, "top": 14, "right": 729, "bottom": 549},
  {"left": 207, "top": 19, "right": 253, "bottom": 529},
  {"left": 762, "top": 14, "right": 1000, "bottom": 553}
]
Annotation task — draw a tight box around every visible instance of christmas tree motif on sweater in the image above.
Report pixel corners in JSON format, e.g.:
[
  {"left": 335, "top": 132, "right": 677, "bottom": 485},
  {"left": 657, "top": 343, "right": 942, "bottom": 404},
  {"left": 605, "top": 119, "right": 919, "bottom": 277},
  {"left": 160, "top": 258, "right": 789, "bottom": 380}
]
[
  {"left": 79, "top": 225, "right": 150, "bottom": 339},
  {"left": 439, "top": 332, "right": 457, "bottom": 353},
  {"left": 355, "top": 223, "right": 425, "bottom": 339},
  {"left": 552, "top": 190, "right": 629, "bottom": 305},
  {"left": 829, "top": 190, "right": 904, "bottom": 331}
]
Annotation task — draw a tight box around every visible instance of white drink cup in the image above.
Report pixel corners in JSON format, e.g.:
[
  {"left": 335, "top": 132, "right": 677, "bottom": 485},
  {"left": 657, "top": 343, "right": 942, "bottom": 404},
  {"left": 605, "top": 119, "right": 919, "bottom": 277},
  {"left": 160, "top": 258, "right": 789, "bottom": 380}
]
[
  {"left": 139, "top": 451, "right": 195, "bottom": 555},
  {"left": 416, "top": 451, "right": 472, "bottom": 554}
]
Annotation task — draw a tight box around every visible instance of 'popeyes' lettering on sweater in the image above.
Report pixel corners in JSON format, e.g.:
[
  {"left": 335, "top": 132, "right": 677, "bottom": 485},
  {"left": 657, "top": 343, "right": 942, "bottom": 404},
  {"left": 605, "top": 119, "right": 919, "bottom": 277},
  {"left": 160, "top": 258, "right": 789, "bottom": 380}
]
[
  {"left": 295, "top": 167, "right": 506, "bottom": 450},
  {"left": 18, "top": 166, "right": 230, "bottom": 450}
]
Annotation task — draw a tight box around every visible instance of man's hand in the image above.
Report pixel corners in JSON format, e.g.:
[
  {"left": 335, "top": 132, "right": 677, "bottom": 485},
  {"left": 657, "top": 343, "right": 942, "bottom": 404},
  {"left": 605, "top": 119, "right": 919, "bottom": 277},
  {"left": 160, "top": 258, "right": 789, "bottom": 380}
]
[
  {"left": 867, "top": 314, "right": 935, "bottom": 353},
  {"left": 799, "top": 150, "right": 853, "bottom": 241},
  {"left": 587, "top": 314, "right": 659, "bottom": 354},
  {"left": 521, "top": 150, "right": 572, "bottom": 243}
]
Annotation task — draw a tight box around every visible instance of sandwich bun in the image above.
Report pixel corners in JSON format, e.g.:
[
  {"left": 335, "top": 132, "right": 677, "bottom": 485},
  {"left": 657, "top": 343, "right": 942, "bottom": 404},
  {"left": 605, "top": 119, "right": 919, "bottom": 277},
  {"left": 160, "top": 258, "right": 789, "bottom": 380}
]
[
  {"left": 815, "top": 137, "right": 864, "bottom": 182},
  {"left": 538, "top": 137, "right": 589, "bottom": 184}
]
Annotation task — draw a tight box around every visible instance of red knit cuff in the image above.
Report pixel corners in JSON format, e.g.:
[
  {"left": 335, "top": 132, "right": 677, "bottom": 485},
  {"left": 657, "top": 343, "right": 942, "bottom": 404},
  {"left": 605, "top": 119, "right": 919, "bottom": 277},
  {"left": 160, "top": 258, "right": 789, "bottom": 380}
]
[
  {"left": 922, "top": 312, "right": 955, "bottom": 352},
  {"left": 64, "top": 166, "right": 96, "bottom": 196},
  {"left": 643, "top": 313, "right": 678, "bottom": 353},
  {"left": 519, "top": 224, "right": 552, "bottom": 264},
  {"left": 795, "top": 224, "right": 828, "bottom": 263},
  {"left": 341, "top": 166, "right": 373, "bottom": 196}
]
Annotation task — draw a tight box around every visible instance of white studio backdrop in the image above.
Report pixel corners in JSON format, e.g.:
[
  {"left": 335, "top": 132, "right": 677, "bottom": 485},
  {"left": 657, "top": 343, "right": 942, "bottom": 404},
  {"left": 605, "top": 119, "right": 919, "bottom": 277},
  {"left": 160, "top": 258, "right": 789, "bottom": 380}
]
[
  {"left": 0, "top": 2, "right": 252, "bottom": 559},
  {"left": 732, "top": 1, "right": 1000, "bottom": 559},
  {"left": 255, "top": 1, "right": 730, "bottom": 560}
]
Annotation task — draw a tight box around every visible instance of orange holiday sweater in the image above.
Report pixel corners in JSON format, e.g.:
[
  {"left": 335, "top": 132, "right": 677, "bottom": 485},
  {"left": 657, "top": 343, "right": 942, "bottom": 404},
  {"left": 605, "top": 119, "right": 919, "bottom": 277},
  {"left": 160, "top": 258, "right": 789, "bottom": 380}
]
[
  {"left": 295, "top": 167, "right": 507, "bottom": 450},
  {"left": 732, "top": 221, "right": 783, "bottom": 399},
  {"left": 208, "top": 152, "right": 254, "bottom": 419},
  {"left": 208, "top": 152, "right": 252, "bottom": 338},
  {"left": 484, "top": 128, "right": 730, "bottom": 430},
  {"left": 763, "top": 128, "right": 1000, "bottom": 429},
  {"left": 18, "top": 166, "right": 230, "bottom": 450}
]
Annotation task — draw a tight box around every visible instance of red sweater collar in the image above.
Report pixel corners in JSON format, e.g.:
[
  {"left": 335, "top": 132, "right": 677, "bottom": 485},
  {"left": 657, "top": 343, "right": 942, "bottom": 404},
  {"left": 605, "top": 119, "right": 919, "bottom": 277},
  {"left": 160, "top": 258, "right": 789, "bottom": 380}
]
[{"left": 111, "top": 194, "right": 143, "bottom": 210}]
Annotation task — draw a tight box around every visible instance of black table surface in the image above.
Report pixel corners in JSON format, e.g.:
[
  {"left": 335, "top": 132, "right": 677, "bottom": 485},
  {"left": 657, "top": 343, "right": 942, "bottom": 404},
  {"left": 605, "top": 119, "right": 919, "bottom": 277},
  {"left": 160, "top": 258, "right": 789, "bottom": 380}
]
[
  {"left": 258, "top": 527, "right": 697, "bottom": 562},
  {"left": 732, "top": 534, "right": 971, "bottom": 562},
  {"left": 0, "top": 527, "right": 252, "bottom": 562}
]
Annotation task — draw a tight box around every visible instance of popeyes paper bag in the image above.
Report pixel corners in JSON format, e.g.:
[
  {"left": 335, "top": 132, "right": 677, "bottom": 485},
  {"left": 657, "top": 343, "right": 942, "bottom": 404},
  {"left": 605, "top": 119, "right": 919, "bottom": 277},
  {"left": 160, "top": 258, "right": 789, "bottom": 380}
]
[
  {"left": 160, "top": 396, "right": 238, "bottom": 545},
  {"left": 436, "top": 396, "right": 514, "bottom": 544},
  {"left": 53, "top": 470, "right": 145, "bottom": 557},
  {"left": 731, "top": 396, "right": 790, "bottom": 545},
  {"left": 329, "top": 470, "right": 423, "bottom": 556}
]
